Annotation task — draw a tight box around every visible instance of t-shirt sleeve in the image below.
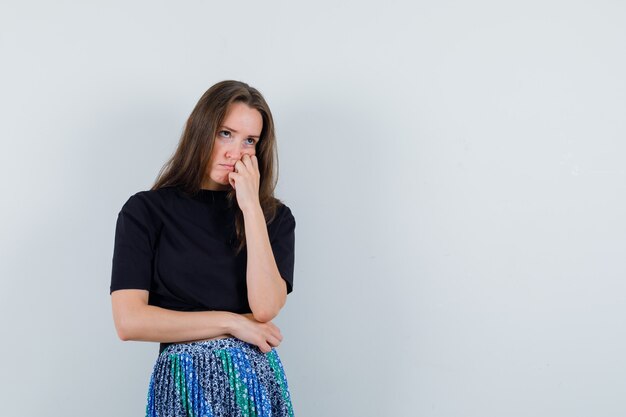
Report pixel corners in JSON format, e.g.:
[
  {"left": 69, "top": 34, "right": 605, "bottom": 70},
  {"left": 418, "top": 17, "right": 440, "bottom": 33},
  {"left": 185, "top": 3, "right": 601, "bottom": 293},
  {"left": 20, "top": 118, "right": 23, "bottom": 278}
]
[
  {"left": 269, "top": 204, "right": 296, "bottom": 294},
  {"left": 110, "top": 192, "right": 161, "bottom": 294}
]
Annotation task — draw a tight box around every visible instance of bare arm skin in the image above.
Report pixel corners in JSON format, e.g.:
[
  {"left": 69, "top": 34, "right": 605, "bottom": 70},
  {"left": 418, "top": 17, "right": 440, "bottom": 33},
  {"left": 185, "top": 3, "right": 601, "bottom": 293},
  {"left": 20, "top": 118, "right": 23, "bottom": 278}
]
[
  {"left": 111, "top": 289, "right": 282, "bottom": 353},
  {"left": 242, "top": 205, "right": 288, "bottom": 323}
]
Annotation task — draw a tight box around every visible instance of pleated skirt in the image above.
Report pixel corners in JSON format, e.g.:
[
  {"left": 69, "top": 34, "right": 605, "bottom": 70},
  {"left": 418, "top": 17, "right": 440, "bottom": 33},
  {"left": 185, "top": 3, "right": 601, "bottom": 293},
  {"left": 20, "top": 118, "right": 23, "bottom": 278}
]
[{"left": 146, "top": 337, "right": 295, "bottom": 417}]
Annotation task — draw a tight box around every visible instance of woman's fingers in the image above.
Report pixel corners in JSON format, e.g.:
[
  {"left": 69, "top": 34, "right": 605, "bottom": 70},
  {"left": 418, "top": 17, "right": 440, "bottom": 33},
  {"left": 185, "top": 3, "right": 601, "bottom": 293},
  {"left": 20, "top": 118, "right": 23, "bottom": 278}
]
[
  {"left": 236, "top": 312, "right": 282, "bottom": 352},
  {"left": 258, "top": 323, "right": 281, "bottom": 350},
  {"left": 234, "top": 156, "right": 252, "bottom": 174}
]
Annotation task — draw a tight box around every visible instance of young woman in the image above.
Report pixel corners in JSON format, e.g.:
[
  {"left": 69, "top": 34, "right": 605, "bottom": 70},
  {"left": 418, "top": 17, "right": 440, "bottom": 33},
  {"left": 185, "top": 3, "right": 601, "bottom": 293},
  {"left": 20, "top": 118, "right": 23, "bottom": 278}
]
[{"left": 110, "top": 80, "right": 296, "bottom": 416}]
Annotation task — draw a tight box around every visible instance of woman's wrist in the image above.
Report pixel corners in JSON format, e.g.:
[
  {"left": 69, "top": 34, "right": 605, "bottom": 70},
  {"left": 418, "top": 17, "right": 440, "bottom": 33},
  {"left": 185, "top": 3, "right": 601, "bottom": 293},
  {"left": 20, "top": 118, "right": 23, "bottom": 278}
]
[
  {"left": 222, "top": 311, "right": 240, "bottom": 334},
  {"left": 240, "top": 203, "right": 263, "bottom": 218}
]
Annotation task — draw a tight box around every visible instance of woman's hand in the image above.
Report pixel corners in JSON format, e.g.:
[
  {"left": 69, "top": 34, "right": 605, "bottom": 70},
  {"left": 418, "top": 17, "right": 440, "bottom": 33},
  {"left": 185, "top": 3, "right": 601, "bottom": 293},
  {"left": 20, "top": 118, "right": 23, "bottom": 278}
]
[
  {"left": 230, "top": 312, "right": 283, "bottom": 354},
  {"left": 228, "top": 154, "right": 261, "bottom": 212}
]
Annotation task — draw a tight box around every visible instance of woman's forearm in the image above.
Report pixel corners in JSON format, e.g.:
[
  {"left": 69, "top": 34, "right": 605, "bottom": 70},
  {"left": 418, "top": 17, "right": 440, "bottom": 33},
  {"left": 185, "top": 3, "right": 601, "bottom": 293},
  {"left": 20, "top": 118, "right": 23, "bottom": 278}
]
[
  {"left": 242, "top": 205, "right": 287, "bottom": 322},
  {"left": 119, "top": 305, "right": 238, "bottom": 343}
]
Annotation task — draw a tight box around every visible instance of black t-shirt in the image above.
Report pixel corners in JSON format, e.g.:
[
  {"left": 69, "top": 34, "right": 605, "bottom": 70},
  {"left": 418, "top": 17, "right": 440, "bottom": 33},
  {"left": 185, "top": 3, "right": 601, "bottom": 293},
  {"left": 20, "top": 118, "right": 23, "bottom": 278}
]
[{"left": 109, "top": 185, "right": 296, "bottom": 354}]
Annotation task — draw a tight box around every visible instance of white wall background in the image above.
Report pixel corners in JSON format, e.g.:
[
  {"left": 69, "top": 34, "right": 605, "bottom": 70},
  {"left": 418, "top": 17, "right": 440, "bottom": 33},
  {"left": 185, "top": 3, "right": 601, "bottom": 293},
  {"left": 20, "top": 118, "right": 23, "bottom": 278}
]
[{"left": 1, "top": 1, "right": 625, "bottom": 416}]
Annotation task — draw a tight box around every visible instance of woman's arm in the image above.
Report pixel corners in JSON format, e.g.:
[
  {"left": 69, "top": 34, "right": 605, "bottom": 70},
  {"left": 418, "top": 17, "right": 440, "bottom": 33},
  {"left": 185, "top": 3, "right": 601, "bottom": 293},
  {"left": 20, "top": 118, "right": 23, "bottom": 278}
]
[
  {"left": 230, "top": 154, "right": 291, "bottom": 323},
  {"left": 111, "top": 289, "right": 237, "bottom": 342},
  {"left": 111, "top": 290, "right": 282, "bottom": 352},
  {"left": 242, "top": 205, "right": 288, "bottom": 323}
]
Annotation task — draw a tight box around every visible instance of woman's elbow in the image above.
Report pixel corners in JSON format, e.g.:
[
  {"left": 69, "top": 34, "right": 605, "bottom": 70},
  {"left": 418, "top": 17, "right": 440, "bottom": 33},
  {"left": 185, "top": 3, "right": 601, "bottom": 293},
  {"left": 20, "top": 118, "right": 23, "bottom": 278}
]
[
  {"left": 252, "top": 305, "right": 283, "bottom": 323},
  {"left": 111, "top": 289, "right": 149, "bottom": 341},
  {"left": 113, "top": 313, "right": 135, "bottom": 341}
]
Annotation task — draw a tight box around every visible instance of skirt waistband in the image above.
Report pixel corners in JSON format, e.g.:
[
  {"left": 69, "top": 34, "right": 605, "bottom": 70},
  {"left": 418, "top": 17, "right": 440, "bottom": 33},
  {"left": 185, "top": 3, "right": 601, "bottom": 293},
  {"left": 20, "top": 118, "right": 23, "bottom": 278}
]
[{"left": 159, "top": 337, "right": 251, "bottom": 355}]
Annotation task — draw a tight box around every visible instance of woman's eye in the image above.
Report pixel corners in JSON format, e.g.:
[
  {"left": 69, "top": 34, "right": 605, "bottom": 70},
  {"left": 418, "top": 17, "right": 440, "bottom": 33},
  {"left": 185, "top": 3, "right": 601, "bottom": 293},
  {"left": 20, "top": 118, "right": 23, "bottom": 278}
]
[
  {"left": 219, "top": 130, "right": 231, "bottom": 138},
  {"left": 246, "top": 138, "right": 257, "bottom": 145}
]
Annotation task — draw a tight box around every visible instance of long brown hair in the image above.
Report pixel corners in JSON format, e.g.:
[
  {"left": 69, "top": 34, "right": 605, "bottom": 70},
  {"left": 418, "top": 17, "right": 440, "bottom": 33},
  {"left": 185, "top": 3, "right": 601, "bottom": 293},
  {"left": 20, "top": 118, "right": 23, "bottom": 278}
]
[{"left": 151, "top": 80, "right": 284, "bottom": 254}]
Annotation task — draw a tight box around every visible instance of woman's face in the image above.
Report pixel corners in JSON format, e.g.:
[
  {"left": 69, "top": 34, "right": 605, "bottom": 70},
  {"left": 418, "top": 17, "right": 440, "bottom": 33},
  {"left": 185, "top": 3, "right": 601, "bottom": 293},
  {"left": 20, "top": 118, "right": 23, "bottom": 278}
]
[{"left": 202, "top": 102, "right": 263, "bottom": 190}]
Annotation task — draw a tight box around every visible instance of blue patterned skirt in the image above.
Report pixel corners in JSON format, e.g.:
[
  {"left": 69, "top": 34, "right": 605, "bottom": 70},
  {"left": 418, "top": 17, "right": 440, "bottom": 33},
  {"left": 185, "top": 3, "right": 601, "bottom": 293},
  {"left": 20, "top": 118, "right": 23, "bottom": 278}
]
[{"left": 146, "top": 337, "right": 295, "bottom": 417}]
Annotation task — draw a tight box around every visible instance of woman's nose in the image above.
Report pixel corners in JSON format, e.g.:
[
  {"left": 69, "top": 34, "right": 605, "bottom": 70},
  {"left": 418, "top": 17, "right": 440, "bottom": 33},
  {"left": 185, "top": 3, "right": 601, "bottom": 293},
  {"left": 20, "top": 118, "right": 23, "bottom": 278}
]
[
  {"left": 226, "top": 146, "right": 242, "bottom": 160},
  {"left": 226, "top": 146, "right": 254, "bottom": 161}
]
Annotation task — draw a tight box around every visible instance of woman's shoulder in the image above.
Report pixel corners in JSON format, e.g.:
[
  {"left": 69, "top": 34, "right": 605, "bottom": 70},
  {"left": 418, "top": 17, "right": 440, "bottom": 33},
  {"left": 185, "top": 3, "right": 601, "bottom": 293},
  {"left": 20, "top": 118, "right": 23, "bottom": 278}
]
[
  {"left": 277, "top": 201, "right": 294, "bottom": 219},
  {"left": 268, "top": 198, "right": 296, "bottom": 227},
  {"left": 130, "top": 185, "right": 179, "bottom": 199},
  {"left": 119, "top": 186, "right": 179, "bottom": 213}
]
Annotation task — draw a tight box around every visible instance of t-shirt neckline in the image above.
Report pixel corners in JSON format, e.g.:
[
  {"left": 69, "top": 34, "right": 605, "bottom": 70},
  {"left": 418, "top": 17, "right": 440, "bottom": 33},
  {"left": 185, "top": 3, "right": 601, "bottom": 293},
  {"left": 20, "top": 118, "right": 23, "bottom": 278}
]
[
  {"left": 193, "top": 188, "right": 230, "bottom": 204},
  {"left": 172, "top": 185, "right": 231, "bottom": 204}
]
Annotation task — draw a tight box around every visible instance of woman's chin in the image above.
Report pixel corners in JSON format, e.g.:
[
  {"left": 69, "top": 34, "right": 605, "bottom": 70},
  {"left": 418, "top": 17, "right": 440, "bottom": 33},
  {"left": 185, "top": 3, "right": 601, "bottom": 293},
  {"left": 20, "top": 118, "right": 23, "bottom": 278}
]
[
  {"left": 212, "top": 175, "right": 230, "bottom": 186},
  {"left": 218, "top": 180, "right": 234, "bottom": 190}
]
